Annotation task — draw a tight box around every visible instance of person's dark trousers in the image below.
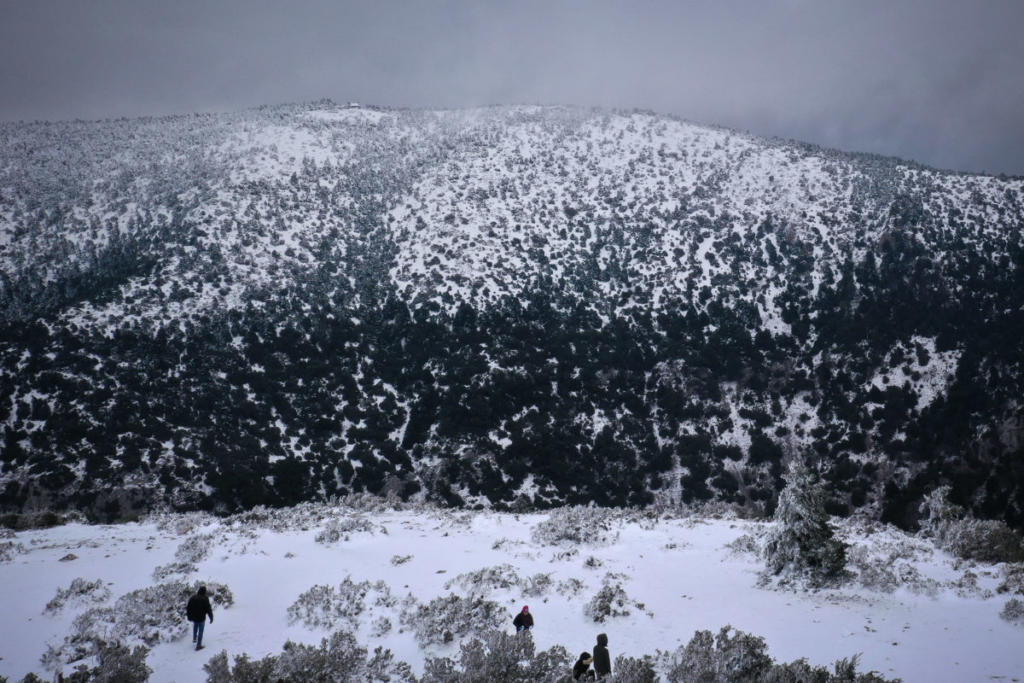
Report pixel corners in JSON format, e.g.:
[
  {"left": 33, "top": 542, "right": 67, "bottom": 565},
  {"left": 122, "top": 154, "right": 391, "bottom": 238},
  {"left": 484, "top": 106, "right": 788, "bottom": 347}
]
[{"left": 192, "top": 620, "right": 205, "bottom": 648}]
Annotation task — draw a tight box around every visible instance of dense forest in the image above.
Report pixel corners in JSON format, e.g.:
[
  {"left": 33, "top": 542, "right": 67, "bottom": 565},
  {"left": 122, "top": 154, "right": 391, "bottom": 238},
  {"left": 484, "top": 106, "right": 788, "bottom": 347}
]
[{"left": 1, "top": 102, "right": 1022, "bottom": 530}]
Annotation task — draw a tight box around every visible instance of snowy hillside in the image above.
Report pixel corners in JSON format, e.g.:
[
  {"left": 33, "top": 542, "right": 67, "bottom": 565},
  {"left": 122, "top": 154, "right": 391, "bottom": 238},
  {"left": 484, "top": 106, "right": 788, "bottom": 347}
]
[
  {"left": 0, "top": 102, "right": 1023, "bottom": 531},
  {"left": 2, "top": 503, "right": 1023, "bottom": 681}
]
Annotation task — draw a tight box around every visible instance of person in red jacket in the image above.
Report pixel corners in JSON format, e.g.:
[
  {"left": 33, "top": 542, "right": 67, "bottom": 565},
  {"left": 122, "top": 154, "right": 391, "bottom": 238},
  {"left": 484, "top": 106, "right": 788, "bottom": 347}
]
[
  {"left": 512, "top": 605, "right": 534, "bottom": 632},
  {"left": 186, "top": 586, "right": 214, "bottom": 650}
]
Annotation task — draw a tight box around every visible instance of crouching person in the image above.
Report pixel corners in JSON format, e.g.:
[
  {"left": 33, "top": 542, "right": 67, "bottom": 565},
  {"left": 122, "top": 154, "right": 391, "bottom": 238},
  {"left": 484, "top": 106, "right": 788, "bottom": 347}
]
[
  {"left": 513, "top": 605, "right": 534, "bottom": 632},
  {"left": 573, "top": 650, "right": 595, "bottom": 680}
]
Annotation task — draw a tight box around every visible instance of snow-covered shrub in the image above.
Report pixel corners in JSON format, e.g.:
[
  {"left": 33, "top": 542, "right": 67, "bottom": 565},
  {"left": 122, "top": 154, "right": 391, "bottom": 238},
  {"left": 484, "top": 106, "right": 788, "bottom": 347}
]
[
  {"left": 150, "top": 510, "right": 214, "bottom": 535},
  {"left": 551, "top": 547, "right": 579, "bottom": 562},
  {"left": 997, "top": 564, "right": 1024, "bottom": 595},
  {"left": 769, "top": 654, "right": 888, "bottom": 683},
  {"left": 203, "top": 650, "right": 277, "bottom": 683},
  {"left": 1000, "top": 598, "right": 1024, "bottom": 625},
  {"left": 400, "top": 594, "right": 505, "bottom": 647},
  {"left": 175, "top": 533, "right": 216, "bottom": 564},
  {"left": 0, "top": 510, "right": 66, "bottom": 530},
  {"left": 556, "top": 578, "right": 587, "bottom": 598},
  {"left": 112, "top": 581, "right": 232, "bottom": 645},
  {"left": 584, "top": 582, "right": 646, "bottom": 623},
  {"left": 391, "top": 554, "right": 413, "bottom": 565},
  {"left": 203, "top": 630, "right": 414, "bottom": 683},
  {"left": 274, "top": 633, "right": 412, "bottom": 682},
  {"left": 314, "top": 514, "right": 379, "bottom": 544},
  {"left": 420, "top": 630, "right": 569, "bottom": 683},
  {"left": 521, "top": 572, "right": 553, "bottom": 597},
  {"left": 763, "top": 461, "right": 848, "bottom": 587},
  {"left": 918, "top": 485, "right": 962, "bottom": 536},
  {"left": 0, "top": 541, "right": 24, "bottom": 562},
  {"left": 444, "top": 564, "right": 521, "bottom": 596},
  {"left": 943, "top": 518, "right": 1024, "bottom": 564},
  {"left": 663, "top": 627, "right": 898, "bottom": 682},
  {"left": 950, "top": 570, "right": 993, "bottom": 599},
  {"left": 45, "top": 578, "right": 112, "bottom": 614},
  {"left": 370, "top": 616, "right": 393, "bottom": 637},
  {"left": 612, "top": 654, "right": 658, "bottom": 682},
  {"left": 152, "top": 561, "right": 198, "bottom": 581},
  {"left": 14, "top": 673, "right": 46, "bottom": 683},
  {"left": 666, "top": 626, "right": 773, "bottom": 682},
  {"left": 531, "top": 506, "right": 618, "bottom": 546},
  {"left": 919, "top": 486, "right": 1024, "bottom": 563},
  {"left": 724, "top": 533, "right": 759, "bottom": 557},
  {"left": 584, "top": 555, "right": 604, "bottom": 569},
  {"left": 65, "top": 641, "right": 152, "bottom": 683},
  {"left": 287, "top": 584, "right": 346, "bottom": 630},
  {"left": 847, "top": 546, "right": 939, "bottom": 596},
  {"left": 287, "top": 577, "right": 389, "bottom": 630},
  {"left": 44, "top": 579, "right": 233, "bottom": 668}
]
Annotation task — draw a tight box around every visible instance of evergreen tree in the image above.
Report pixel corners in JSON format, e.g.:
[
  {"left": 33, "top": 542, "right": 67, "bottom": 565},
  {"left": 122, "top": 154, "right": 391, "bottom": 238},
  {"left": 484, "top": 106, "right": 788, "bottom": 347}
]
[{"left": 763, "top": 460, "right": 847, "bottom": 586}]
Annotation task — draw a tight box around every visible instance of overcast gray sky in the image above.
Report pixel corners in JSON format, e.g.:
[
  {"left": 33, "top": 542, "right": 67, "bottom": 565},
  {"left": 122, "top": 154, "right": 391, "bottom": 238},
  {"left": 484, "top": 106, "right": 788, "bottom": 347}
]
[{"left": 1, "top": 0, "right": 1022, "bottom": 175}]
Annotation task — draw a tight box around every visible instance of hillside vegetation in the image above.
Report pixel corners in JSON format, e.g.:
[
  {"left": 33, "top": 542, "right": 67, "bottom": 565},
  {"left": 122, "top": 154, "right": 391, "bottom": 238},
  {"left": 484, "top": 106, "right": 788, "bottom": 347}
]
[{"left": 1, "top": 103, "right": 1022, "bottom": 529}]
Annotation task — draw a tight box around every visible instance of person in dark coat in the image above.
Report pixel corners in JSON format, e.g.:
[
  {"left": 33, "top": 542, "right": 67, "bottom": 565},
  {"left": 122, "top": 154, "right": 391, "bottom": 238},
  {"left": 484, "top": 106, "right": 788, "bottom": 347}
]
[
  {"left": 512, "top": 605, "right": 534, "bottom": 631},
  {"left": 573, "top": 650, "right": 595, "bottom": 680},
  {"left": 186, "top": 586, "right": 214, "bottom": 650},
  {"left": 592, "top": 633, "right": 611, "bottom": 678}
]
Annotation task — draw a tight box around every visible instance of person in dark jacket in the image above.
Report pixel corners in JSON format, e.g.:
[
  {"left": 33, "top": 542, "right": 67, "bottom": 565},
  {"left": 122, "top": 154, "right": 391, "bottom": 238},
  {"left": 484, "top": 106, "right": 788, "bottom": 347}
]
[
  {"left": 592, "top": 633, "right": 611, "bottom": 678},
  {"left": 573, "top": 650, "right": 595, "bottom": 680},
  {"left": 186, "top": 586, "right": 214, "bottom": 650},
  {"left": 512, "top": 605, "right": 533, "bottom": 632}
]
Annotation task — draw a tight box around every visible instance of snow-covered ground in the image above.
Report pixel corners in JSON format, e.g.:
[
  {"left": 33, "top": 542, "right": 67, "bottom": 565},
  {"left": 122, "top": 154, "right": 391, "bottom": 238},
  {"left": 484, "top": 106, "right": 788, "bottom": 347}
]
[{"left": 1, "top": 504, "right": 1021, "bottom": 681}]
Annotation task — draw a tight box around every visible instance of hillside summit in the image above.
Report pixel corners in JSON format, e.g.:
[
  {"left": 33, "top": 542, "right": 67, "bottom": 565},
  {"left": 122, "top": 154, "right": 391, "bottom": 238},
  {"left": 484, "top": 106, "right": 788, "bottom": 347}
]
[{"left": 1, "top": 102, "right": 1022, "bottom": 529}]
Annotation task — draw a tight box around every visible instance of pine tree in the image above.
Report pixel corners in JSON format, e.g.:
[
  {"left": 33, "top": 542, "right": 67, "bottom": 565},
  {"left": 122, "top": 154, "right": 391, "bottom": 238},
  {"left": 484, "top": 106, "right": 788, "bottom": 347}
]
[{"left": 763, "top": 460, "right": 848, "bottom": 586}]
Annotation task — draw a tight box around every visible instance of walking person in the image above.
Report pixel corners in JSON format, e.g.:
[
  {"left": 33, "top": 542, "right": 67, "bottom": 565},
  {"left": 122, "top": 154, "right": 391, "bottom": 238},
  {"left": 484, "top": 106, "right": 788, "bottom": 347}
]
[
  {"left": 593, "top": 633, "right": 611, "bottom": 679},
  {"left": 512, "top": 605, "right": 534, "bottom": 632},
  {"left": 186, "top": 586, "right": 214, "bottom": 651}
]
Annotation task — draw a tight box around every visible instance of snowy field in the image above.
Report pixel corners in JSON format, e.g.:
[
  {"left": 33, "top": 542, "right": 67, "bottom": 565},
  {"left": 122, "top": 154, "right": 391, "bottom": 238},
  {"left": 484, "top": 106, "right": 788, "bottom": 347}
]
[{"left": 1, "top": 503, "right": 1022, "bottom": 681}]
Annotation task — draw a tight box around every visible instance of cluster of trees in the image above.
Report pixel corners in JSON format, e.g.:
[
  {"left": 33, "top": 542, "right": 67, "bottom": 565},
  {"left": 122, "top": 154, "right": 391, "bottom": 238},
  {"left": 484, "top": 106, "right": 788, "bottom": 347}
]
[{"left": 0, "top": 103, "right": 1022, "bottom": 531}]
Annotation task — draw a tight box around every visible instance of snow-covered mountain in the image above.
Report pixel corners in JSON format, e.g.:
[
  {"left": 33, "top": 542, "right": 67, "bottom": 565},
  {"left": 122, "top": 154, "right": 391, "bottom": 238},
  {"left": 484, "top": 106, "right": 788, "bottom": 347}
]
[{"left": 1, "top": 102, "right": 1022, "bottom": 528}]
